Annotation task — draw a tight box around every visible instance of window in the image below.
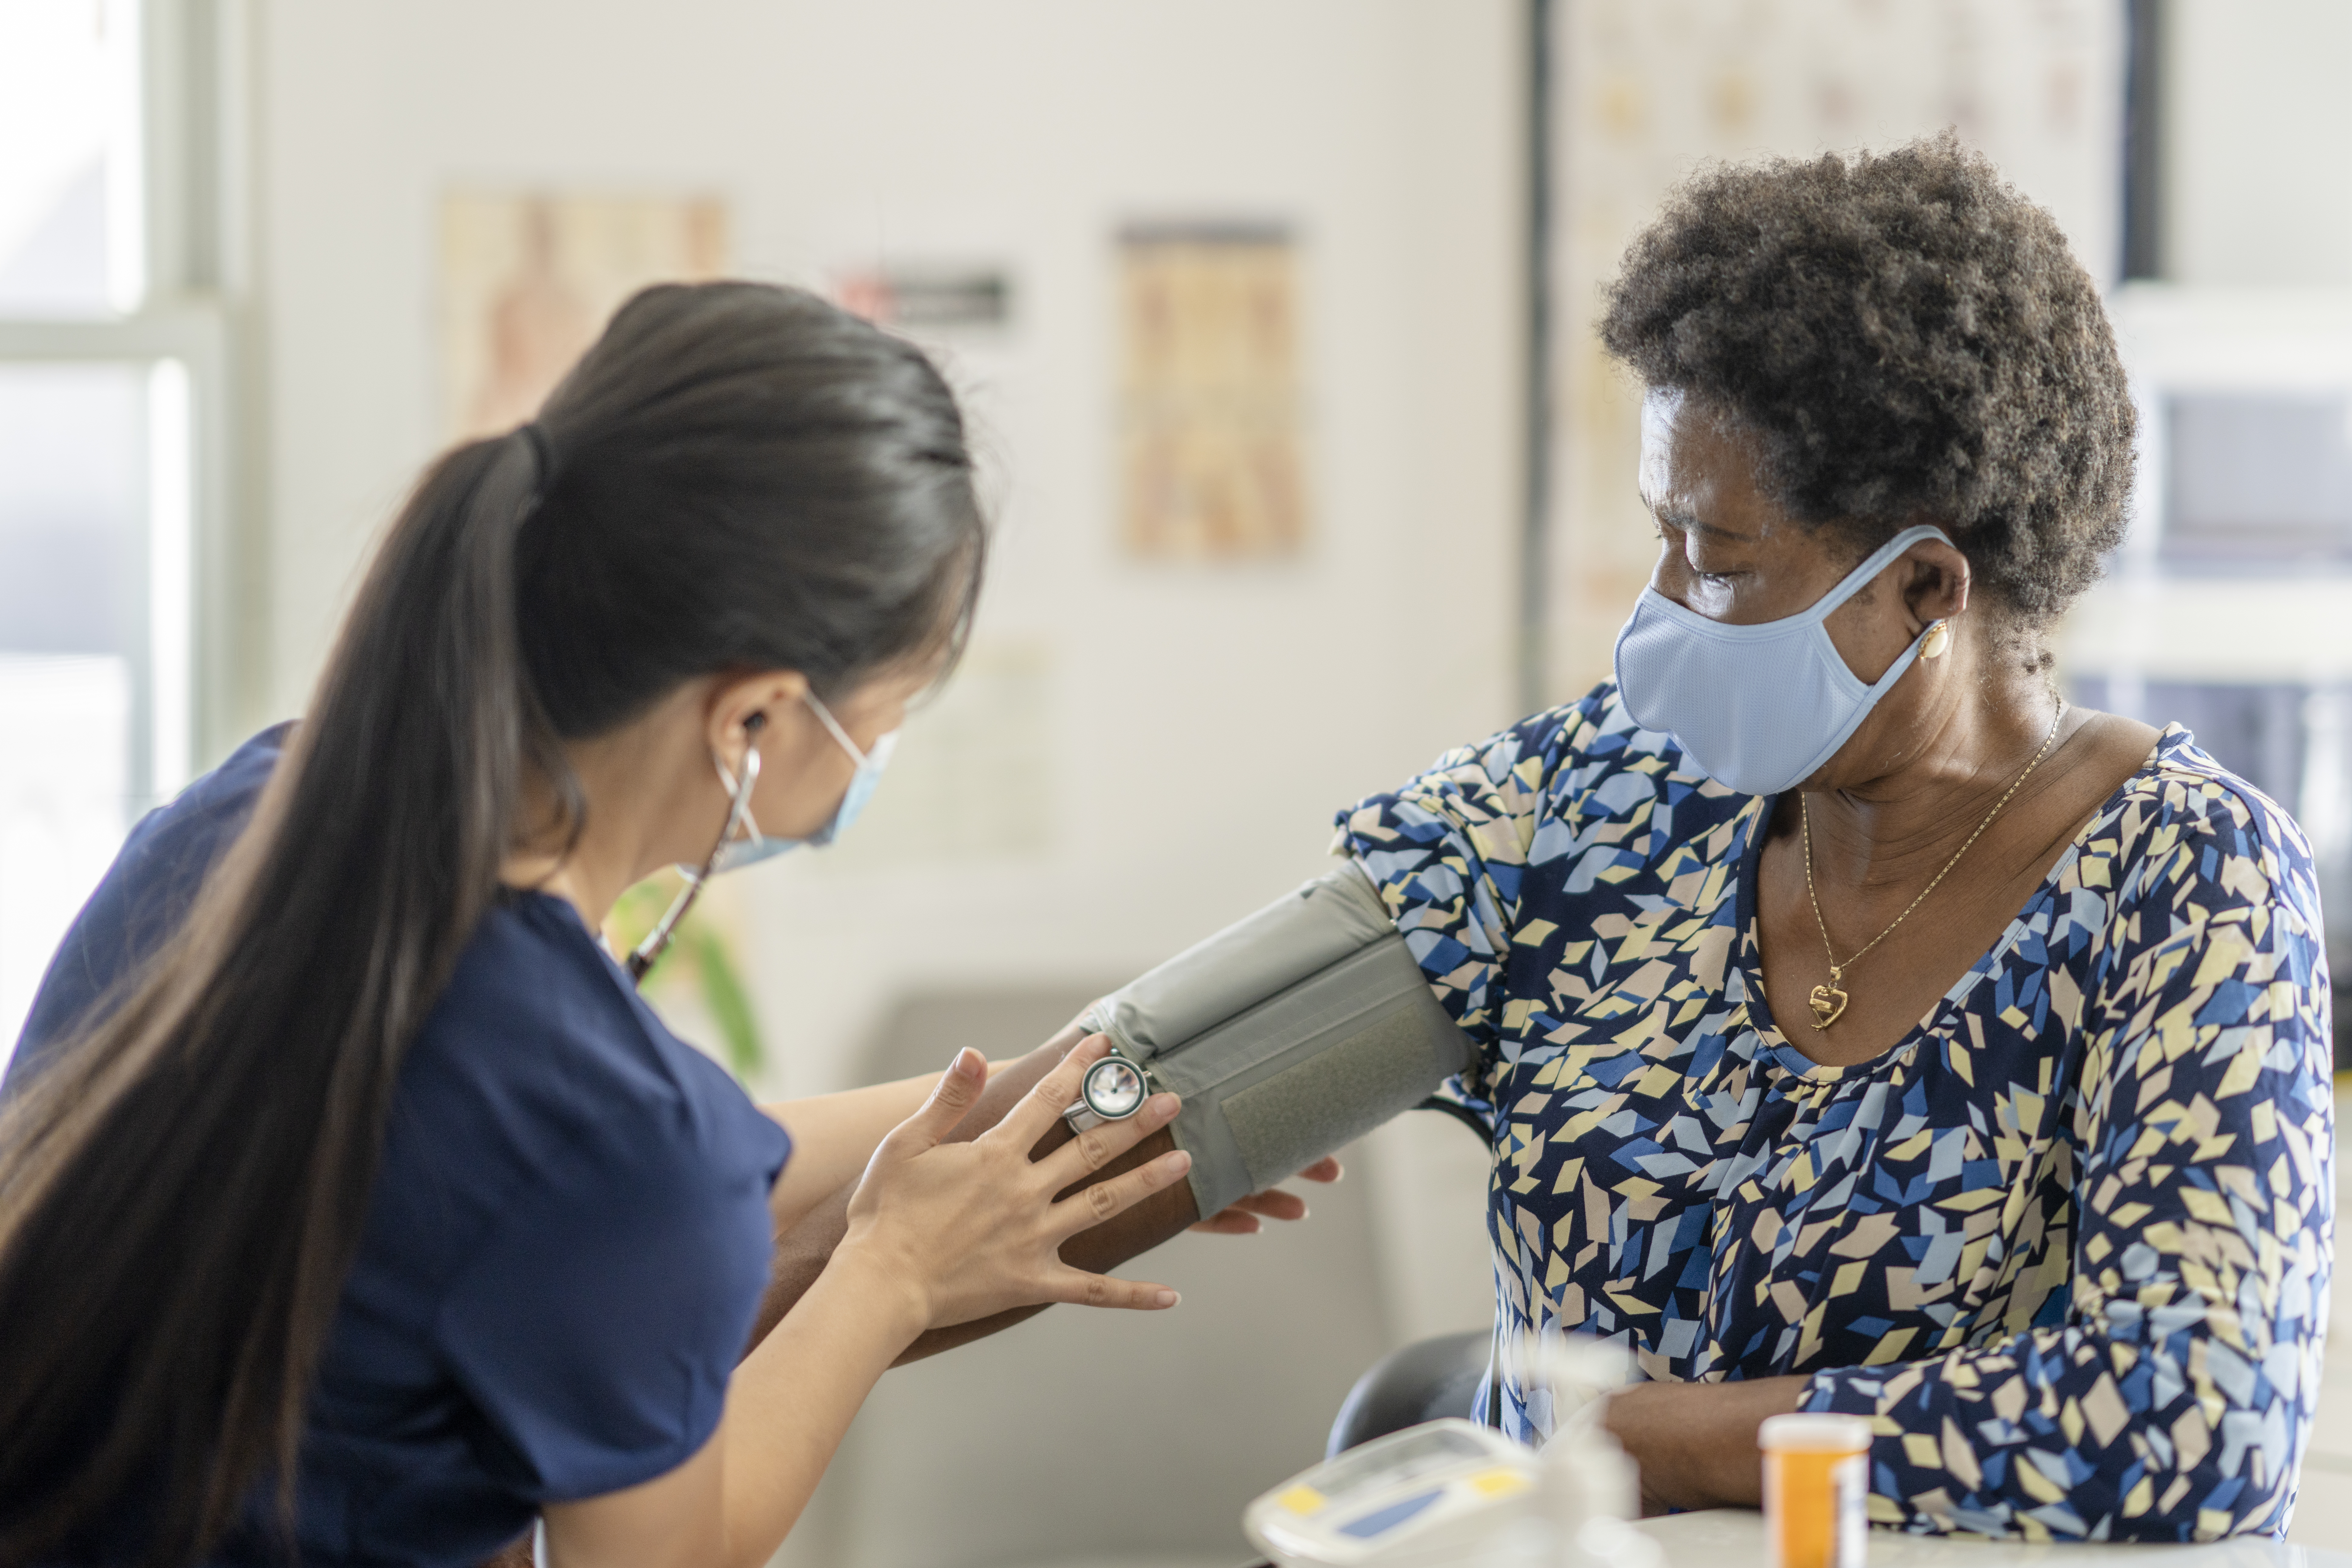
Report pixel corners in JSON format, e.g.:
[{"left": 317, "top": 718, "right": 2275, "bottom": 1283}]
[
  {"left": 2162, "top": 393, "right": 2352, "bottom": 567},
  {"left": 0, "top": 0, "right": 143, "bottom": 314},
  {"left": 0, "top": 0, "right": 230, "bottom": 1054}
]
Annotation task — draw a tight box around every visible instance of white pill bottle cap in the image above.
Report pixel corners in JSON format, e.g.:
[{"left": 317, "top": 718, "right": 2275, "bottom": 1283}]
[{"left": 1758, "top": 1413, "right": 1873, "bottom": 1453}]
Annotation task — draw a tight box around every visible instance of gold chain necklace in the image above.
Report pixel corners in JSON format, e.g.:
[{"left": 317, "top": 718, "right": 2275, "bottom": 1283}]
[{"left": 1799, "top": 701, "right": 2065, "bottom": 1030}]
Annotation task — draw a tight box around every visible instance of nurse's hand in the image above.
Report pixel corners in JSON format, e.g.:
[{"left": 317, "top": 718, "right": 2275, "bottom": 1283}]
[{"left": 839, "top": 1035, "right": 1191, "bottom": 1332}]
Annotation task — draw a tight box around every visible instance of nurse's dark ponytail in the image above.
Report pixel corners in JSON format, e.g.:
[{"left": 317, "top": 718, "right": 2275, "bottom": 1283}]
[{"left": 0, "top": 283, "right": 984, "bottom": 1565}]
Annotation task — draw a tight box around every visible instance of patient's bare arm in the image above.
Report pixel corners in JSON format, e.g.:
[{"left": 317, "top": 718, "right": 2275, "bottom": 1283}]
[{"left": 751, "top": 1018, "right": 1205, "bottom": 1363}]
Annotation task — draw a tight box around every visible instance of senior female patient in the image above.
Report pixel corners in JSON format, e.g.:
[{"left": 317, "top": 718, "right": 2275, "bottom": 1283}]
[
  {"left": 0, "top": 282, "right": 1199, "bottom": 1568},
  {"left": 1336, "top": 137, "right": 2332, "bottom": 1540}
]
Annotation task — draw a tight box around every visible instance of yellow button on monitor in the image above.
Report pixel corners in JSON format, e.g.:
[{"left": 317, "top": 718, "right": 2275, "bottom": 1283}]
[
  {"left": 1277, "top": 1485, "right": 1326, "bottom": 1515},
  {"left": 1466, "top": 1468, "right": 1531, "bottom": 1499}
]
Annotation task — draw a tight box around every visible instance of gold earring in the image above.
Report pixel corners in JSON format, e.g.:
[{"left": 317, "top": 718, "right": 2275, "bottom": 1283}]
[{"left": 1921, "top": 621, "right": 1952, "bottom": 661}]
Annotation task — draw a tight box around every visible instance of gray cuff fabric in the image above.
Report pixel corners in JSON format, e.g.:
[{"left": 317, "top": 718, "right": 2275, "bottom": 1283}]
[{"left": 1083, "top": 862, "right": 1474, "bottom": 1218}]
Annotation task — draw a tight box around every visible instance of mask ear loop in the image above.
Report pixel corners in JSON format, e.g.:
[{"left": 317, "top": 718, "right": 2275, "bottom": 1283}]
[{"left": 628, "top": 726, "right": 763, "bottom": 984}]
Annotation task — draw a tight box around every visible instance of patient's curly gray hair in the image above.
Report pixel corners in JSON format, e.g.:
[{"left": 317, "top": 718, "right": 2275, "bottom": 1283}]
[{"left": 1599, "top": 133, "right": 2135, "bottom": 641}]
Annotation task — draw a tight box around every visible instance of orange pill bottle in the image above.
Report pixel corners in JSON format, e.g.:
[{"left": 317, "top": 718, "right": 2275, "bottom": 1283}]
[{"left": 1759, "top": 1413, "right": 1871, "bottom": 1568}]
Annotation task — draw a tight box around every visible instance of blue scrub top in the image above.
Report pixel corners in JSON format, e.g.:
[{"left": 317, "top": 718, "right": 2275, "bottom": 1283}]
[{"left": 6, "top": 726, "right": 793, "bottom": 1565}]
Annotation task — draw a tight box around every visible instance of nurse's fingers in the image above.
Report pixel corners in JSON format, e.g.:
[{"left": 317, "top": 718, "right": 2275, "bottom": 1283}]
[
  {"left": 985, "top": 1033, "right": 1112, "bottom": 1150},
  {"left": 1032, "top": 1089, "right": 1180, "bottom": 1193},
  {"left": 1048, "top": 1267, "right": 1181, "bottom": 1312},
  {"left": 1050, "top": 1146, "right": 1193, "bottom": 1241},
  {"left": 876, "top": 1047, "right": 989, "bottom": 1158}
]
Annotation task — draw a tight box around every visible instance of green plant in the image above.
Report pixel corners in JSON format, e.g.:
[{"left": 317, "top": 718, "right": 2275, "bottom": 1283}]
[{"left": 605, "top": 873, "right": 766, "bottom": 1081}]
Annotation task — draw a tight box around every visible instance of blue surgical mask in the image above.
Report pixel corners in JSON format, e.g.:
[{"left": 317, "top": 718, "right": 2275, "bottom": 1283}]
[
  {"left": 781, "top": 691, "right": 897, "bottom": 851},
  {"left": 708, "top": 690, "right": 897, "bottom": 873},
  {"left": 1611, "top": 524, "right": 1952, "bottom": 796}
]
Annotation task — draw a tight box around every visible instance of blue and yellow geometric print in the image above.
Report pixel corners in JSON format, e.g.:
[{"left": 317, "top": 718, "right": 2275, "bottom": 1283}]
[{"left": 1334, "top": 683, "right": 2333, "bottom": 1542}]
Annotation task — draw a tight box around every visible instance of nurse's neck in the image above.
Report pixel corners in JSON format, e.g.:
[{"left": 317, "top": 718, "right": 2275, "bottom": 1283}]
[{"left": 497, "top": 670, "right": 838, "bottom": 939}]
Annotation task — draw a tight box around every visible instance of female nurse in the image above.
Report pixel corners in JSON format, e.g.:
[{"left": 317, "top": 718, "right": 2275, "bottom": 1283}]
[
  {"left": 0, "top": 282, "right": 1197, "bottom": 1567},
  {"left": 1336, "top": 137, "right": 2331, "bottom": 1540}
]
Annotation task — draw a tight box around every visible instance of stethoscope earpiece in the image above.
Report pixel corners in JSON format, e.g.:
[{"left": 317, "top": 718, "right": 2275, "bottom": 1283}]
[{"left": 628, "top": 729, "right": 766, "bottom": 984}]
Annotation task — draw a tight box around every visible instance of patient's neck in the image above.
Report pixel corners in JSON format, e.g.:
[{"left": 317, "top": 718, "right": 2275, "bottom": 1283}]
[{"left": 1797, "top": 631, "right": 2071, "bottom": 890}]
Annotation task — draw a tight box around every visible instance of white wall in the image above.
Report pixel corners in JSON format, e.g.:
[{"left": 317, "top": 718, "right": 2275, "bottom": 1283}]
[
  {"left": 2165, "top": 0, "right": 2352, "bottom": 288},
  {"left": 253, "top": 0, "right": 1522, "bottom": 1095}
]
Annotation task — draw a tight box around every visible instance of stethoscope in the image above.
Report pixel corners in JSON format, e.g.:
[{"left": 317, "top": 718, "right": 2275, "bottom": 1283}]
[{"left": 623, "top": 715, "right": 767, "bottom": 984}]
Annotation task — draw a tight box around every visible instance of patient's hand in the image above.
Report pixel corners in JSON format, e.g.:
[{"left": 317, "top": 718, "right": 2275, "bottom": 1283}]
[{"left": 1191, "top": 1155, "right": 1343, "bottom": 1234}]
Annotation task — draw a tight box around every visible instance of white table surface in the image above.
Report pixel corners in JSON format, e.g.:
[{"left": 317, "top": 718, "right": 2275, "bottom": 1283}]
[{"left": 1633, "top": 1511, "right": 2352, "bottom": 1568}]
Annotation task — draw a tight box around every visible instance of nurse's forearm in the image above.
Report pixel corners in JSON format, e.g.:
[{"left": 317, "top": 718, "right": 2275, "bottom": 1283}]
[
  {"left": 542, "top": 1253, "right": 923, "bottom": 1568},
  {"left": 759, "top": 1059, "right": 1023, "bottom": 1233},
  {"left": 750, "top": 1021, "right": 1093, "bottom": 1347}
]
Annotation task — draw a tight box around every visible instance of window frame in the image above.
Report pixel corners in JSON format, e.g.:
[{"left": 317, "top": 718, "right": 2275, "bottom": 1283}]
[
  {"left": 0, "top": 308, "right": 231, "bottom": 805},
  {"left": 0, "top": 0, "right": 247, "bottom": 804}
]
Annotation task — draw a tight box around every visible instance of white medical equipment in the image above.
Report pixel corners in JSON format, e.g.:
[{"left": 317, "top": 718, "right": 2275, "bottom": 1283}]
[
  {"left": 1244, "top": 1419, "right": 1542, "bottom": 1567},
  {"left": 1242, "top": 1338, "right": 1660, "bottom": 1568}
]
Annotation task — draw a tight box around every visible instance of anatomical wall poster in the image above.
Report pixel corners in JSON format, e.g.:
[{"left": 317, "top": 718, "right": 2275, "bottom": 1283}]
[
  {"left": 1117, "top": 222, "right": 1307, "bottom": 562},
  {"left": 440, "top": 191, "right": 729, "bottom": 443}
]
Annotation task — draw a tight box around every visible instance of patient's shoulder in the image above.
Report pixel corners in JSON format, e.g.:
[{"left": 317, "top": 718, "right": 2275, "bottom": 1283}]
[
  {"left": 2097, "top": 723, "right": 2322, "bottom": 936},
  {"left": 1419, "top": 681, "right": 1738, "bottom": 824},
  {"left": 2079, "top": 725, "right": 2309, "bottom": 889},
  {"left": 1335, "top": 681, "right": 1748, "bottom": 867}
]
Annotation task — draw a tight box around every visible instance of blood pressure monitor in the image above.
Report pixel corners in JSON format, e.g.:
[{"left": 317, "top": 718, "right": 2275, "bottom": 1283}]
[{"left": 1242, "top": 1419, "right": 1541, "bottom": 1568}]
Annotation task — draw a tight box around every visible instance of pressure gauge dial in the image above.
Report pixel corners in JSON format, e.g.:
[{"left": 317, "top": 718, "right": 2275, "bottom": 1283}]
[
  {"left": 1082, "top": 1056, "right": 1147, "bottom": 1119},
  {"left": 1065, "top": 1049, "right": 1153, "bottom": 1132}
]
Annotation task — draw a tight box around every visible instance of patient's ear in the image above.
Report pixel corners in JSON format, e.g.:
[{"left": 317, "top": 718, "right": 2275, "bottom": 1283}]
[{"left": 1900, "top": 536, "right": 1970, "bottom": 630}]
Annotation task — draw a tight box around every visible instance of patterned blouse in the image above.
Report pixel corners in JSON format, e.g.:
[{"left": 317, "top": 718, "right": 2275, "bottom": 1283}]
[{"left": 1334, "top": 684, "right": 2333, "bottom": 1543}]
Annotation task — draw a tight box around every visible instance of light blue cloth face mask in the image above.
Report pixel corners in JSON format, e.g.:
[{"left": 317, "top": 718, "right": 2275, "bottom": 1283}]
[
  {"left": 709, "top": 690, "right": 897, "bottom": 872},
  {"left": 1611, "top": 523, "right": 1954, "bottom": 796}
]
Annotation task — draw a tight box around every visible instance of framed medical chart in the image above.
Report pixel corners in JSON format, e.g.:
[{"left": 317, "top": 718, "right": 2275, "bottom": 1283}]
[
  {"left": 1116, "top": 222, "right": 1308, "bottom": 562},
  {"left": 438, "top": 191, "right": 730, "bottom": 443}
]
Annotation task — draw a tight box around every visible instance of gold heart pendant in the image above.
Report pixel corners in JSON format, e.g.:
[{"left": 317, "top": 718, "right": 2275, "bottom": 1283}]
[{"left": 1808, "top": 983, "right": 1849, "bottom": 1029}]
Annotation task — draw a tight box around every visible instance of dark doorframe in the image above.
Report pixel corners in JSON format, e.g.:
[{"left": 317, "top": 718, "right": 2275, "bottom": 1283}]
[
  {"left": 1518, "top": 0, "right": 1558, "bottom": 717},
  {"left": 2121, "top": 0, "right": 2165, "bottom": 281}
]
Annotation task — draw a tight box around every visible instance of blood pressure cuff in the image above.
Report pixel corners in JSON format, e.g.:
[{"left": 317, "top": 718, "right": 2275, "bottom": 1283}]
[{"left": 1081, "top": 861, "right": 1474, "bottom": 1218}]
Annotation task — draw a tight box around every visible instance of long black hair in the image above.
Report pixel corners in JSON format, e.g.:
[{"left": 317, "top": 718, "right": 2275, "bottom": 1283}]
[{"left": 0, "top": 282, "right": 985, "bottom": 1564}]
